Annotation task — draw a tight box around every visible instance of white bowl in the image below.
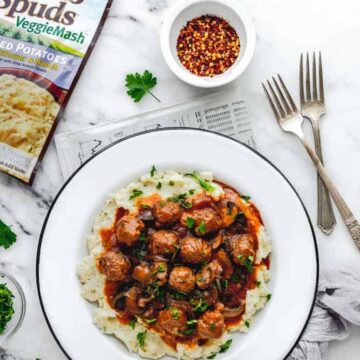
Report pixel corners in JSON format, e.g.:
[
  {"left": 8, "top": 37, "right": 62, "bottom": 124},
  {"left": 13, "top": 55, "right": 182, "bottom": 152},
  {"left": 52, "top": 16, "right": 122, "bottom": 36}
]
[{"left": 160, "top": 0, "right": 256, "bottom": 88}]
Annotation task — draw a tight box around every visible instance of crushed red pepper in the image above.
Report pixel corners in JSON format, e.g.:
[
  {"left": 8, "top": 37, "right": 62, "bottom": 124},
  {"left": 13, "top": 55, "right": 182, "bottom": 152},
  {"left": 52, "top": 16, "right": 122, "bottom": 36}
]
[{"left": 176, "top": 15, "right": 240, "bottom": 77}]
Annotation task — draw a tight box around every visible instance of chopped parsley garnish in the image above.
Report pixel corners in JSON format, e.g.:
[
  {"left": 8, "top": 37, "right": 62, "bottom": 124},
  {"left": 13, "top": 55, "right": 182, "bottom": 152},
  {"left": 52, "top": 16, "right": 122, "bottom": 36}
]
[
  {"left": 244, "top": 256, "right": 254, "bottom": 273},
  {"left": 129, "top": 318, "right": 137, "bottom": 329},
  {"left": 145, "top": 282, "right": 165, "bottom": 301},
  {"left": 221, "top": 279, "right": 228, "bottom": 290},
  {"left": 170, "top": 289, "right": 187, "bottom": 300},
  {"left": 129, "top": 189, "right": 143, "bottom": 200},
  {"left": 197, "top": 221, "right": 206, "bottom": 234},
  {"left": 241, "top": 195, "right": 251, "bottom": 202},
  {"left": 132, "top": 243, "right": 146, "bottom": 260},
  {"left": 255, "top": 280, "right": 261, "bottom": 287},
  {"left": 144, "top": 318, "right": 156, "bottom": 325},
  {"left": 189, "top": 189, "right": 196, "bottom": 195},
  {"left": 244, "top": 320, "right": 250, "bottom": 328},
  {"left": 210, "top": 323, "right": 216, "bottom": 331},
  {"left": 156, "top": 182, "right": 162, "bottom": 190},
  {"left": 182, "top": 328, "right": 195, "bottom": 335},
  {"left": 0, "top": 220, "right": 17, "bottom": 249},
  {"left": 190, "top": 172, "right": 216, "bottom": 192},
  {"left": 152, "top": 264, "right": 166, "bottom": 276},
  {"left": 169, "top": 180, "right": 175, "bottom": 186},
  {"left": 150, "top": 165, "right": 156, "bottom": 177},
  {"left": 137, "top": 330, "right": 147, "bottom": 348},
  {"left": 219, "top": 339, "right": 233, "bottom": 353},
  {"left": 168, "top": 193, "right": 192, "bottom": 209},
  {"left": 185, "top": 217, "right": 195, "bottom": 229},
  {"left": 186, "top": 319, "right": 198, "bottom": 326},
  {"left": 0, "top": 283, "right": 14, "bottom": 334},
  {"left": 138, "top": 233, "right": 146, "bottom": 241},
  {"left": 191, "top": 298, "right": 208, "bottom": 314},
  {"left": 207, "top": 339, "right": 233, "bottom": 359},
  {"left": 170, "top": 307, "right": 180, "bottom": 319},
  {"left": 140, "top": 204, "right": 150, "bottom": 209},
  {"left": 266, "top": 294, "right": 272, "bottom": 302}
]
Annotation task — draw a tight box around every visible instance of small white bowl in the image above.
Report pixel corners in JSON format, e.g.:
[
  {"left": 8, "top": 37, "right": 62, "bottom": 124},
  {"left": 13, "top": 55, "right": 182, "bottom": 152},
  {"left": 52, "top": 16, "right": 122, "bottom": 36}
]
[{"left": 160, "top": 0, "right": 256, "bottom": 88}]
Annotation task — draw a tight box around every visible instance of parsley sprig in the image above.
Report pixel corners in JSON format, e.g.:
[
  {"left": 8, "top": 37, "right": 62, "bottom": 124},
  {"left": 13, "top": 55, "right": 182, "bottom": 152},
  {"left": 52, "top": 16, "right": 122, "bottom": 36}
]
[
  {"left": 125, "top": 70, "right": 160, "bottom": 103},
  {"left": 0, "top": 220, "right": 16, "bottom": 249},
  {"left": 0, "top": 283, "right": 14, "bottom": 334}
]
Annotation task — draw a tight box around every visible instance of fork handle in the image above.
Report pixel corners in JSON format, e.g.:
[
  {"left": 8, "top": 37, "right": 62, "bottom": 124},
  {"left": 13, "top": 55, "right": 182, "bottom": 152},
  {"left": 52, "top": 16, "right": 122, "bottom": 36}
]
[
  {"left": 299, "top": 137, "right": 360, "bottom": 250},
  {"left": 311, "top": 122, "right": 337, "bottom": 234}
]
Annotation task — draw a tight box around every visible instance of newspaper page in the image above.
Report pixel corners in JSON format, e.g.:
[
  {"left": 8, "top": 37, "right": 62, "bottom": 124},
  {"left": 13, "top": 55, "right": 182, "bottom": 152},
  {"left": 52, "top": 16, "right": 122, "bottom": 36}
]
[{"left": 55, "top": 90, "right": 255, "bottom": 179}]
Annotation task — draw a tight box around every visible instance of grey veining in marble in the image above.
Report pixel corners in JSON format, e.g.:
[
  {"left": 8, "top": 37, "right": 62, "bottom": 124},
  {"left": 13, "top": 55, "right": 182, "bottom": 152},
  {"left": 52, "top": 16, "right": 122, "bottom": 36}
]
[{"left": 1, "top": 0, "right": 360, "bottom": 359}]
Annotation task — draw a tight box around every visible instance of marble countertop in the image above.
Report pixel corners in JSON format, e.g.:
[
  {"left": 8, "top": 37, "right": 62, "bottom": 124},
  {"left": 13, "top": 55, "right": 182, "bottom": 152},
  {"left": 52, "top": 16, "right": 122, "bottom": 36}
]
[{"left": 1, "top": 0, "right": 360, "bottom": 358}]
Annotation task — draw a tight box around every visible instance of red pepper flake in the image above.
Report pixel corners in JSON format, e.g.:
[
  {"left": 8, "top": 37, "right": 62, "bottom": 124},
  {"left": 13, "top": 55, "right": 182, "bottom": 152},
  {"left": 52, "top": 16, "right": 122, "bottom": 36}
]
[{"left": 176, "top": 15, "right": 240, "bottom": 77}]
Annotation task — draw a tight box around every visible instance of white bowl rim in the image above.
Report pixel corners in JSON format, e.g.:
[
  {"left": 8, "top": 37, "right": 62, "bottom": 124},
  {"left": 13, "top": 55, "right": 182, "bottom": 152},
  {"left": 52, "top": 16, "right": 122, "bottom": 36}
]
[
  {"left": 36, "top": 127, "right": 319, "bottom": 360},
  {"left": 160, "top": 0, "right": 257, "bottom": 88}
]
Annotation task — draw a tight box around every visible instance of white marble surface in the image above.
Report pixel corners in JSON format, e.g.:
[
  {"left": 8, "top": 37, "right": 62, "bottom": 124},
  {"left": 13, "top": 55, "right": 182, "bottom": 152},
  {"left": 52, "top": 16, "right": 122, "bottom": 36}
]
[{"left": 0, "top": 0, "right": 360, "bottom": 358}]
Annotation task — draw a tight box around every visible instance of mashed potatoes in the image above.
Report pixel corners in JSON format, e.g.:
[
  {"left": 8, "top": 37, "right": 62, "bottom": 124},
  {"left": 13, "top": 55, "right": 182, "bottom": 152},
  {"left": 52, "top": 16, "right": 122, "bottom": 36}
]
[
  {"left": 0, "top": 74, "right": 60, "bottom": 157},
  {"left": 78, "top": 170, "right": 271, "bottom": 359}
]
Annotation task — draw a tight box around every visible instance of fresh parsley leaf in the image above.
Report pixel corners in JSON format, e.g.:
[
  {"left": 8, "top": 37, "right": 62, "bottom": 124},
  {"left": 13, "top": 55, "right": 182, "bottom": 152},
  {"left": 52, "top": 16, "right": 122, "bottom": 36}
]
[
  {"left": 130, "top": 318, "right": 137, "bottom": 329},
  {"left": 185, "top": 217, "right": 195, "bottom": 229},
  {"left": 156, "top": 182, "right": 162, "bottom": 190},
  {"left": 0, "top": 283, "right": 14, "bottom": 334},
  {"left": 168, "top": 193, "right": 192, "bottom": 209},
  {"left": 244, "top": 320, "right": 250, "bottom": 328},
  {"left": 255, "top": 280, "right": 261, "bottom": 287},
  {"left": 169, "top": 180, "right": 175, "bottom": 186},
  {"left": 125, "top": 70, "right": 160, "bottom": 103},
  {"left": 210, "top": 323, "right": 216, "bottom": 331},
  {"left": 241, "top": 195, "right": 251, "bottom": 202},
  {"left": 145, "top": 318, "right": 156, "bottom": 325},
  {"left": 197, "top": 221, "right": 206, "bottom": 235},
  {"left": 266, "top": 294, "right": 272, "bottom": 302},
  {"left": 191, "top": 298, "right": 208, "bottom": 314},
  {"left": 150, "top": 165, "right": 156, "bottom": 177},
  {"left": 152, "top": 263, "right": 166, "bottom": 276},
  {"left": 190, "top": 172, "right": 216, "bottom": 192},
  {"left": 169, "top": 289, "right": 187, "bottom": 300},
  {"left": 129, "top": 189, "right": 143, "bottom": 200},
  {"left": 219, "top": 339, "right": 232, "bottom": 353},
  {"left": 137, "top": 330, "right": 147, "bottom": 348},
  {"left": 207, "top": 353, "right": 217, "bottom": 359},
  {"left": 189, "top": 189, "right": 196, "bottom": 195},
  {"left": 0, "top": 220, "right": 16, "bottom": 249}
]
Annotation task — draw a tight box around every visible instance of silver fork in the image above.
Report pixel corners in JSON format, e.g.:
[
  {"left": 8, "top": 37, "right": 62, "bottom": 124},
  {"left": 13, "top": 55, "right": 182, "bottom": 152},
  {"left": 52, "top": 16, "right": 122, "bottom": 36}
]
[
  {"left": 262, "top": 75, "right": 360, "bottom": 250},
  {"left": 300, "top": 52, "right": 336, "bottom": 235}
]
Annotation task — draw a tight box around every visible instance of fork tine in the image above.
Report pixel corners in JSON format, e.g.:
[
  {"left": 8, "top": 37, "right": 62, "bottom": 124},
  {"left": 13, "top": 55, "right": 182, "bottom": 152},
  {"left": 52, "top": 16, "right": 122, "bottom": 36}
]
[
  {"left": 312, "top": 52, "right": 318, "bottom": 100},
  {"left": 319, "top": 52, "right": 325, "bottom": 103},
  {"left": 306, "top": 53, "right": 311, "bottom": 100},
  {"left": 277, "top": 74, "right": 298, "bottom": 112},
  {"left": 262, "top": 83, "right": 281, "bottom": 121},
  {"left": 273, "top": 76, "right": 291, "bottom": 114},
  {"left": 267, "top": 80, "right": 286, "bottom": 118},
  {"left": 300, "top": 54, "right": 305, "bottom": 105}
]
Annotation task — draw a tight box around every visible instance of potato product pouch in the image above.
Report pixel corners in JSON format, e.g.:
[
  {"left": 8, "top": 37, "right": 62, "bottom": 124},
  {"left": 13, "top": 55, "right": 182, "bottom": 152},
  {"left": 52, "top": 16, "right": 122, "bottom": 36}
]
[{"left": 0, "top": 0, "right": 112, "bottom": 184}]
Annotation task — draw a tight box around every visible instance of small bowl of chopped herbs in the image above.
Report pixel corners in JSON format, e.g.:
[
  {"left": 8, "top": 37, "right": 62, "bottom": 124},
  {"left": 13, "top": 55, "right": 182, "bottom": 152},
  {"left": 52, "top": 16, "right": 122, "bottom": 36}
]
[{"left": 0, "top": 272, "right": 26, "bottom": 345}]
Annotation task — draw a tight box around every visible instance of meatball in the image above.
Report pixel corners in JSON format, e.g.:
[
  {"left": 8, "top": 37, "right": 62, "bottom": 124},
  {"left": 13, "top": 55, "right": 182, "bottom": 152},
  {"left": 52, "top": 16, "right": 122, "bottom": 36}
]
[
  {"left": 196, "top": 260, "right": 223, "bottom": 290},
  {"left": 153, "top": 200, "right": 182, "bottom": 226},
  {"left": 156, "top": 308, "right": 188, "bottom": 337},
  {"left": 196, "top": 310, "right": 225, "bottom": 339},
  {"left": 132, "top": 262, "right": 151, "bottom": 284},
  {"left": 213, "top": 249, "right": 234, "bottom": 279},
  {"left": 179, "top": 237, "right": 212, "bottom": 264},
  {"left": 98, "top": 250, "right": 130, "bottom": 282},
  {"left": 115, "top": 214, "right": 145, "bottom": 247},
  {"left": 218, "top": 198, "right": 239, "bottom": 228},
  {"left": 190, "top": 193, "right": 214, "bottom": 209},
  {"left": 125, "top": 286, "right": 143, "bottom": 315},
  {"left": 181, "top": 208, "right": 222, "bottom": 235},
  {"left": 150, "top": 261, "right": 168, "bottom": 286},
  {"left": 225, "top": 233, "right": 255, "bottom": 265},
  {"left": 149, "top": 230, "right": 178, "bottom": 257},
  {"left": 169, "top": 266, "right": 196, "bottom": 293}
]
